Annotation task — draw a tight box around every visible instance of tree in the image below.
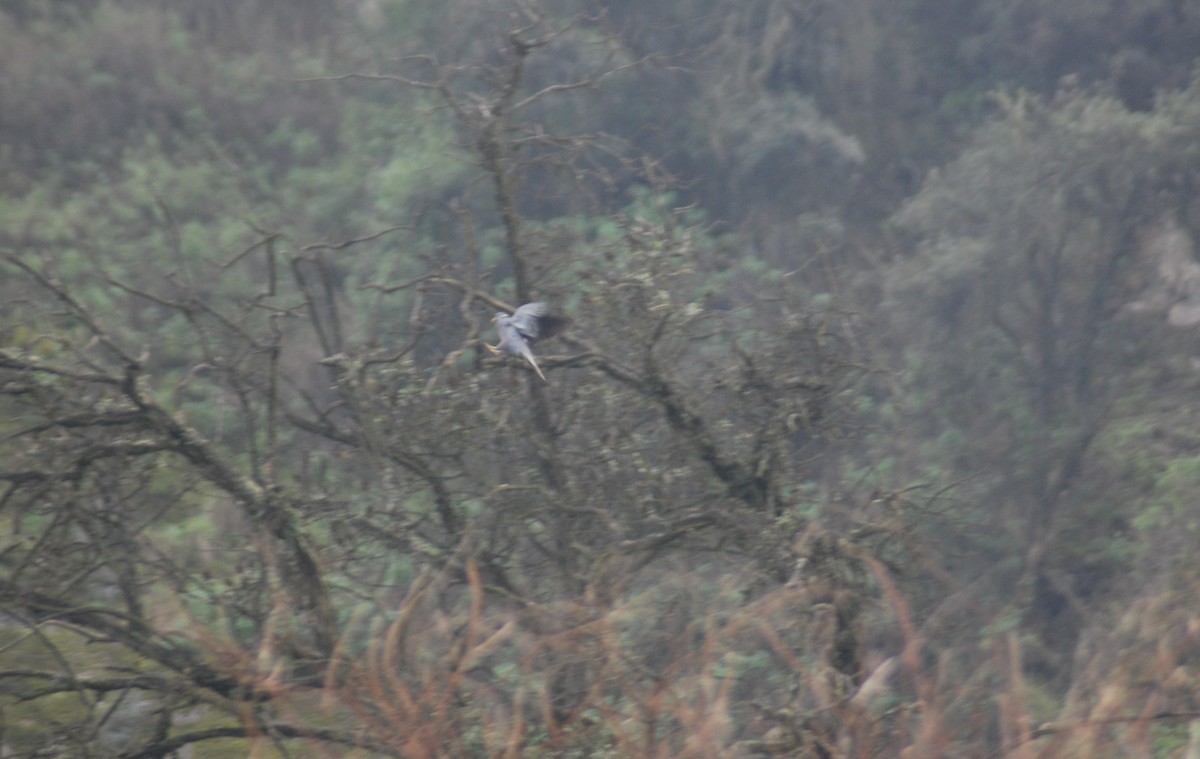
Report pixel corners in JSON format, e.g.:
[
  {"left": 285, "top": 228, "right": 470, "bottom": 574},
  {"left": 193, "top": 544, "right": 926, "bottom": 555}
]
[
  {"left": 0, "top": 7, "right": 894, "bottom": 757},
  {"left": 880, "top": 79, "right": 1200, "bottom": 691}
]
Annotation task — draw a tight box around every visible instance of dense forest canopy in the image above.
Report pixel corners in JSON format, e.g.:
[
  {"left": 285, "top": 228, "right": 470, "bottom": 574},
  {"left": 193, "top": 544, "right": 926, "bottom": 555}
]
[{"left": 3, "top": 1, "right": 1200, "bottom": 757}]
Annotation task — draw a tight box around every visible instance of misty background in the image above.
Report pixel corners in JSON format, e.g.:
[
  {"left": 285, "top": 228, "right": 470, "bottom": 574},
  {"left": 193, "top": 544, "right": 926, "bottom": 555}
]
[{"left": 3, "top": 1, "right": 1200, "bottom": 756}]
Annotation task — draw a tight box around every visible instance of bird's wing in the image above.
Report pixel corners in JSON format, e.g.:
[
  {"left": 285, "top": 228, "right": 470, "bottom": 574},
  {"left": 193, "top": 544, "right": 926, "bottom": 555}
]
[
  {"left": 509, "top": 302, "right": 549, "bottom": 340},
  {"left": 510, "top": 302, "right": 547, "bottom": 334}
]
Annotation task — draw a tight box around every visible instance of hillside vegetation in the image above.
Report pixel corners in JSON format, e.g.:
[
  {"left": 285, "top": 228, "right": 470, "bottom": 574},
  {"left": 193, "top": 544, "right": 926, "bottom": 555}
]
[{"left": 4, "top": 1, "right": 1200, "bottom": 756}]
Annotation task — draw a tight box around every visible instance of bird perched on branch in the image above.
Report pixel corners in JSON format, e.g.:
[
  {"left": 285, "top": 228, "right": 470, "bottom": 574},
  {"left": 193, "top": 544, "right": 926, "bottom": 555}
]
[{"left": 486, "top": 302, "right": 568, "bottom": 381}]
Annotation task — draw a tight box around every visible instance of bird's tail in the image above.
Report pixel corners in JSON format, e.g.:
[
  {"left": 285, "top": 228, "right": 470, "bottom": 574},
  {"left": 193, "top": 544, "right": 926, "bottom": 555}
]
[{"left": 525, "top": 352, "right": 547, "bottom": 381}]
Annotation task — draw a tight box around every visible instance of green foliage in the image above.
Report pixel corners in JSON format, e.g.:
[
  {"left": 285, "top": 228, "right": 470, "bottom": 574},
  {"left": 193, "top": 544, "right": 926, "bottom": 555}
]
[
  {"left": 1139, "top": 454, "right": 1200, "bottom": 534},
  {"left": 708, "top": 90, "right": 865, "bottom": 218},
  {"left": 875, "top": 75, "right": 1200, "bottom": 726},
  {"left": 5, "top": 1, "right": 1200, "bottom": 757}
]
